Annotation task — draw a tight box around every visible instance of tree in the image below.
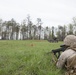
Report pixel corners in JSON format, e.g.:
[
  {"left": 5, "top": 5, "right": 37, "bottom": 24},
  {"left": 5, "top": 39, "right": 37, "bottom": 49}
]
[
  {"left": 10, "top": 18, "right": 17, "bottom": 40},
  {"left": 29, "top": 21, "right": 33, "bottom": 39},
  {"left": 15, "top": 23, "right": 20, "bottom": 40},
  {"left": 67, "top": 24, "right": 73, "bottom": 35},
  {"left": 0, "top": 19, "right": 3, "bottom": 39},
  {"left": 27, "top": 15, "right": 33, "bottom": 39},
  {"left": 6, "top": 21, "right": 12, "bottom": 40},
  {"left": 44, "top": 26, "right": 51, "bottom": 40},
  {"left": 2, "top": 21, "right": 7, "bottom": 39},
  {"left": 56, "top": 25, "right": 63, "bottom": 41},
  {"left": 51, "top": 26, "right": 54, "bottom": 39},
  {"left": 44, "top": 26, "right": 48, "bottom": 40},
  {"left": 21, "top": 20, "right": 27, "bottom": 40},
  {"left": 56, "top": 25, "right": 67, "bottom": 41},
  {"left": 62, "top": 25, "right": 67, "bottom": 39},
  {"left": 32, "top": 25, "right": 37, "bottom": 39},
  {"left": 72, "top": 17, "right": 76, "bottom": 35},
  {"left": 37, "top": 18, "right": 43, "bottom": 40}
]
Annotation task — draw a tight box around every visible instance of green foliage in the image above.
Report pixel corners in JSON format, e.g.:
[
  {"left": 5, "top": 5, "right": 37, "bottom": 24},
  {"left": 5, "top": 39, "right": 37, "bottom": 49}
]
[{"left": 0, "top": 40, "right": 65, "bottom": 75}]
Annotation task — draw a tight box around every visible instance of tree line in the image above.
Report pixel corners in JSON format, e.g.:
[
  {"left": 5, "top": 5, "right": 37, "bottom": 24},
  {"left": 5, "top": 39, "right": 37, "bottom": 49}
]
[{"left": 0, "top": 15, "right": 76, "bottom": 41}]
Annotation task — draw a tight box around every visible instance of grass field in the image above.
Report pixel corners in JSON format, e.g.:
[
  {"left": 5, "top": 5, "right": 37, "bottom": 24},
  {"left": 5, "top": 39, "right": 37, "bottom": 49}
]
[{"left": 0, "top": 40, "right": 65, "bottom": 75}]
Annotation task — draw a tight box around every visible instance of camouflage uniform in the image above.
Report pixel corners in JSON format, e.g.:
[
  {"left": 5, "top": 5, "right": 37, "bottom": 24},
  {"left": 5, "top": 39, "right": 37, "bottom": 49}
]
[
  {"left": 56, "top": 35, "right": 76, "bottom": 75},
  {"left": 64, "top": 35, "right": 76, "bottom": 75}
]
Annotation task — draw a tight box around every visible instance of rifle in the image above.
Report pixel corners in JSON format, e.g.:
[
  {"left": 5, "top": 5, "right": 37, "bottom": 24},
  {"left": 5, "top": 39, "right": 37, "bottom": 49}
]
[{"left": 52, "top": 45, "right": 69, "bottom": 59}]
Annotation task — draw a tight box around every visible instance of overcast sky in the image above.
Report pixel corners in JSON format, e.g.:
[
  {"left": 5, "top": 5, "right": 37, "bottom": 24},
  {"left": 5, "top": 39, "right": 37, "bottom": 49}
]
[{"left": 0, "top": 0, "right": 76, "bottom": 27}]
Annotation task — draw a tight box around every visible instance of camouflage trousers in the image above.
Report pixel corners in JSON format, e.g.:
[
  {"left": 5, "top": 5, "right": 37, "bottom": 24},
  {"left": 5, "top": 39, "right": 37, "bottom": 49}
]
[{"left": 65, "top": 70, "right": 76, "bottom": 75}]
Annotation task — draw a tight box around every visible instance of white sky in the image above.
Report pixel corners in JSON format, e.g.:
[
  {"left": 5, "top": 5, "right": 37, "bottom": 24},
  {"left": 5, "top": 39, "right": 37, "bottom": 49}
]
[{"left": 0, "top": 0, "right": 76, "bottom": 27}]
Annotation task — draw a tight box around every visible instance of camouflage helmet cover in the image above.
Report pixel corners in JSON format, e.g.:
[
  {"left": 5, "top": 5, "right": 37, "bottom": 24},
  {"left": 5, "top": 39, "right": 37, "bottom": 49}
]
[{"left": 63, "top": 35, "right": 76, "bottom": 46}]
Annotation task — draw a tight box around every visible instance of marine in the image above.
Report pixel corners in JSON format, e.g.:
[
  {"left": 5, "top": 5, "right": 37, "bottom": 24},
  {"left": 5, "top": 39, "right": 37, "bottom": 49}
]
[{"left": 56, "top": 35, "right": 76, "bottom": 75}]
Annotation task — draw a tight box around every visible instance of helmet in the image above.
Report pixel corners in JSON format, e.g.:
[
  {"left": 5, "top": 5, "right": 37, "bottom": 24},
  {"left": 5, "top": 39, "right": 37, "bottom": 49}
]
[{"left": 63, "top": 35, "right": 76, "bottom": 47}]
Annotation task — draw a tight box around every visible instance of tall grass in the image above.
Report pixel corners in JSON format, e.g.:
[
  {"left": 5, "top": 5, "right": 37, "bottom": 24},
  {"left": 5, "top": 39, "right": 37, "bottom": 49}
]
[{"left": 0, "top": 40, "right": 64, "bottom": 75}]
